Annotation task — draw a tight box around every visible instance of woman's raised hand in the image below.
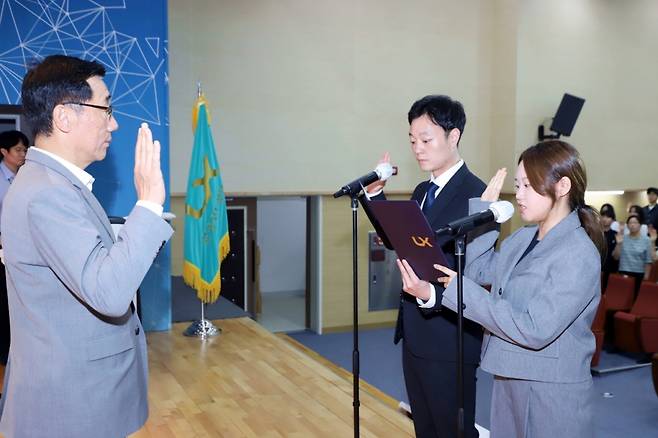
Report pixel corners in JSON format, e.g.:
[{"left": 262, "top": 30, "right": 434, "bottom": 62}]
[{"left": 481, "top": 168, "right": 507, "bottom": 202}]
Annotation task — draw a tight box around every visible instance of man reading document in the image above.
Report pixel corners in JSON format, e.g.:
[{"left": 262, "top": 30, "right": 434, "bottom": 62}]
[{"left": 364, "top": 95, "right": 486, "bottom": 438}]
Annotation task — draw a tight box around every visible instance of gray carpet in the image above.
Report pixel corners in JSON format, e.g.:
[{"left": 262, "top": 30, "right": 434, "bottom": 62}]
[
  {"left": 171, "top": 276, "right": 249, "bottom": 322},
  {"left": 290, "top": 328, "right": 658, "bottom": 437}
]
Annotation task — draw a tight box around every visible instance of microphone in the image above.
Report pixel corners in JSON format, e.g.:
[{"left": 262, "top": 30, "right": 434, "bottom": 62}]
[
  {"left": 435, "top": 200, "right": 515, "bottom": 237},
  {"left": 333, "top": 162, "right": 398, "bottom": 198}
]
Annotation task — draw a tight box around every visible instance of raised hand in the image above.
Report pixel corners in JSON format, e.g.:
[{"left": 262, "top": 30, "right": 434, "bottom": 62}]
[
  {"left": 481, "top": 168, "right": 507, "bottom": 202},
  {"left": 365, "top": 152, "right": 391, "bottom": 194},
  {"left": 616, "top": 223, "right": 625, "bottom": 243},
  {"left": 134, "top": 123, "right": 165, "bottom": 206}
]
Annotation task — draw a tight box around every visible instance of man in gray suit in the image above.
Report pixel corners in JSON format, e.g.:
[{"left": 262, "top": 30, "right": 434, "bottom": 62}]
[{"left": 0, "top": 55, "right": 173, "bottom": 438}]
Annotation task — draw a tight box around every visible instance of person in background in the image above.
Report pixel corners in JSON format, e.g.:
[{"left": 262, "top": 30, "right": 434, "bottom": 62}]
[
  {"left": 642, "top": 187, "right": 658, "bottom": 230},
  {"left": 600, "top": 205, "right": 619, "bottom": 292},
  {"left": 627, "top": 205, "right": 648, "bottom": 236},
  {"left": 614, "top": 214, "right": 656, "bottom": 297},
  {"left": 427, "top": 140, "right": 603, "bottom": 437},
  {"left": 0, "top": 130, "right": 28, "bottom": 367},
  {"left": 0, "top": 130, "right": 29, "bottom": 230},
  {"left": 601, "top": 203, "right": 620, "bottom": 232}
]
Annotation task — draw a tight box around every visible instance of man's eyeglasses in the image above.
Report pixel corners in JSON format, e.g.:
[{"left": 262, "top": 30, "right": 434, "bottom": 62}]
[{"left": 61, "top": 102, "right": 113, "bottom": 118}]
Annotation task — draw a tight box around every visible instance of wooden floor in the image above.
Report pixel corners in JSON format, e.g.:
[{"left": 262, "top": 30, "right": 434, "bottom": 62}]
[
  {"left": 0, "top": 317, "right": 413, "bottom": 437},
  {"left": 137, "top": 317, "right": 414, "bottom": 437}
]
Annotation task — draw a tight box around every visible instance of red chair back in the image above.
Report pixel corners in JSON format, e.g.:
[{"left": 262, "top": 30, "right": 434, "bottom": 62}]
[
  {"left": 630, "top": 282, "right": 658, "bottom": 318},
  {"left": 649, "top": 261, "right": 658, "bottom": 283},
  {"left": 604, "top": 274, "right": 635, "bottom": 312},
  {"left": 592, "top": 294, "right": 607, "bottom": 331}
]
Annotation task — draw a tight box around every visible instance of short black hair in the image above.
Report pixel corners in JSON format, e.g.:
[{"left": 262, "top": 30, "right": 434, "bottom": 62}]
[
  {"left": 0, "top": 130, "right": 29, "bottom": 151},
  {"left": 600, "top": 203, "right": 616, "bottom": 221},
  {"left": 407, "top": 95, "right": 466, "bottom": 145},
  {"left": 628, "top": 204, "right": 645, "bottom": 223},
  {"left": 647, "top": 187, "right": 658, "bottom": 196},
  {"left": 21, "top": 54, "right": 106, "bottom": 138},
  {"left": 626, "top": 213, "right": 642, "bottom": 225}
]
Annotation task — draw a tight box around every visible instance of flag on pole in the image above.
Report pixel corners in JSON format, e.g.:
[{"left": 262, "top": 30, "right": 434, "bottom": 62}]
[{"left": 183, "top": 94, "right": 230, "bottom": 303}]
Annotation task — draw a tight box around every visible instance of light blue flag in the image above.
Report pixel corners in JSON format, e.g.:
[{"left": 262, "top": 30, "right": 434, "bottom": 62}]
[{"left": 183, "top": 95, "right": 230, "bottom": 303}]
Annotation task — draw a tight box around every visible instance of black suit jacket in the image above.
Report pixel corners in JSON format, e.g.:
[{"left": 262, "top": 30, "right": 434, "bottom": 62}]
[
  {"left": 371, "top": 164, "right": 487, "bottom": 363},
  {"left": 643, "top": 205, "right": 658, "bottom": 229}
]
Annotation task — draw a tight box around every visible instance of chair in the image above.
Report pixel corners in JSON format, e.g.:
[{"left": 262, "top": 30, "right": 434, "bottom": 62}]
[
  {"left": 591, "top": 294, "right": 607, "bottom": 367},
  {"left": 649, "top": 261, "right": 658, "bottom": 283},
  {"left": 614, "top": 282, "right": 658, "bottom": 353},
  {"left": 604, "top": 274, "right": 635, "bottom": 312},
  {"left": 603, "top": 274, "right": 635, "bottom": 344}
]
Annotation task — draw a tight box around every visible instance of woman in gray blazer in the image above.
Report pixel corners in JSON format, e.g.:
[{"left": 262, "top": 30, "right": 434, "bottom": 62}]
[{"left": 417, "top": 141, "right": 604, "bottom": 437}]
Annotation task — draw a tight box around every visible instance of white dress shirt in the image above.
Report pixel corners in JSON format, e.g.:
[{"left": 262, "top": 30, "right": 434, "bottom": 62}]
[{"left": 416, "top": 160, "right": 464, "bottom": 308}]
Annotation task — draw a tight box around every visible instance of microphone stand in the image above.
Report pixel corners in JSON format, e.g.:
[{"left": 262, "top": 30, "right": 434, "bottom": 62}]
[
  {"left": 349, "top": 194, "right": 361, "bottom": 438},
  {"left": 334, "top": 187, "right": 362, "bottom": 438},
  {"left": 436, "top": 226, "right": 468, "bottom": 438},
  {"left": 454, "top": 234, "right": 466, "bottom": 438}
]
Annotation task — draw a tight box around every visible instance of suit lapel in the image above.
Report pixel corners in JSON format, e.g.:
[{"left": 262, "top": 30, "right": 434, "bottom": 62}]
[
  {"left": 27, "top": 149, "right": 116, "bottom": 243},
  {"left": 499, "top": 227, "right": 536, "bottom": 288},
  {"left": 498, "top": 211, "right": 583, "bottom": 288}
]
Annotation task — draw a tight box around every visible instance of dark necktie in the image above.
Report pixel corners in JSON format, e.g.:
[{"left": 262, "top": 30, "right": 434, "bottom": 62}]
[{"left": 422, "top": 183, "right": 439, "bottom": 214}]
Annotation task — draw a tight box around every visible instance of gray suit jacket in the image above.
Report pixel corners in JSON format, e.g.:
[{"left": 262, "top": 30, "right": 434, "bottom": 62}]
[
  {"left": 0, "top": 149, "right": 173, "bottom": 438},
  {"left": 442, "top": 199, "right": 600, "bottom": 383}
]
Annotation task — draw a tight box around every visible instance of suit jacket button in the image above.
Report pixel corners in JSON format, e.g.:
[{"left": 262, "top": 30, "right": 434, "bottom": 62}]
[
  {"left": 498, "top": 288, "right": 502, "bottom": 295},
  {"left": 135, "top": 327, "right": 140, "bottom": 336}
]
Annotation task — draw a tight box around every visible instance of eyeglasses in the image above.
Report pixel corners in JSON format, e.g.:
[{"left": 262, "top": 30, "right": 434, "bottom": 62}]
[{"left": 61, "top": 102, "right": 113, "bottom": 118}]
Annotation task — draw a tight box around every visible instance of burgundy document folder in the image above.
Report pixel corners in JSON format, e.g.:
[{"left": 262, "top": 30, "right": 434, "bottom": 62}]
[{"left": 365, "top": 200, "right": 448, "bottom": 282}]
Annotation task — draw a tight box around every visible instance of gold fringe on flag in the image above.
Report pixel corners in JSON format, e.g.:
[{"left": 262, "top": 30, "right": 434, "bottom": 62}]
[{"left": 182, "top": 232, "right": 231, "bottom": 304}]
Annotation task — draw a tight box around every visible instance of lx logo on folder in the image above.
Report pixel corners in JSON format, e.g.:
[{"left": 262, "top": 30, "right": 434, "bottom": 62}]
[{"left": 411, "top": 236, "right": 433, "bottom": 248}]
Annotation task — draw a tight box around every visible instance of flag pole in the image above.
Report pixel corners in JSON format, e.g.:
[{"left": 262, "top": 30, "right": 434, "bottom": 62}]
[{"left": 183, "top": 80, "right": 221, "bottom": 339}]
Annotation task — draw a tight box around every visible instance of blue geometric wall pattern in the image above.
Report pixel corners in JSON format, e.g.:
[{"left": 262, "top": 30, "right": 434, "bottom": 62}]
[
  {"left": 0, "top": 0, "right": 172, "bottom": 332},
  {"left": 0, "top": 0, "right": 165, "bottom": 126}
]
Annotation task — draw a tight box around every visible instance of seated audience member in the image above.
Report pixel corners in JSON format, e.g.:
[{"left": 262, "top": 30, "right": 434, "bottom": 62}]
[{"left": 614, "top": 214, "right": 656, "bottom": 297}]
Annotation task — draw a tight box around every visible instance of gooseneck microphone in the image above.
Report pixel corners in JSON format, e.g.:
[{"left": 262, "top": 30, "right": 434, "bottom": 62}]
[
  {"left": 435, "top": 200, "right": 515, "bottom": 237},
  {"left": 333, "top": 162, "right": 398, "bottom": 198}
]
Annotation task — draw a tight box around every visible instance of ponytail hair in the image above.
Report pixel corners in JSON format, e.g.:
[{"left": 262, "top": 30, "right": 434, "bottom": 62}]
[
  {"left": 577, "top": 205, "right": 606, "bottom": 258},
  {"left": 519, "top": 140, "right": 605, "bottom": 257}
]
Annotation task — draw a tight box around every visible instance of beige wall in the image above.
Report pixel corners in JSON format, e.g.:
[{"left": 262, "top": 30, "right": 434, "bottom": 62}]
[
  {"left": 168, "top": 0, "right": 658, "bottom": 331},
  {"left": 515, "top": 0, "right": 658, "bottom": 191},
  {"left": 168, "top": 0, "right": 496, "bottom": 195}
]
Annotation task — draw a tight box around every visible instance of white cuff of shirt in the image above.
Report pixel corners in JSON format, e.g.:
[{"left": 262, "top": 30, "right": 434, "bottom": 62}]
[
  {"left": 363, "top": 188, "right": 383, "bottom": 200},
  {"left": 136, "top": 200, "right": 164, "bottom": 217},
  {"left": 417, "top": 283, "right": 437, "bottom": 308}
]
